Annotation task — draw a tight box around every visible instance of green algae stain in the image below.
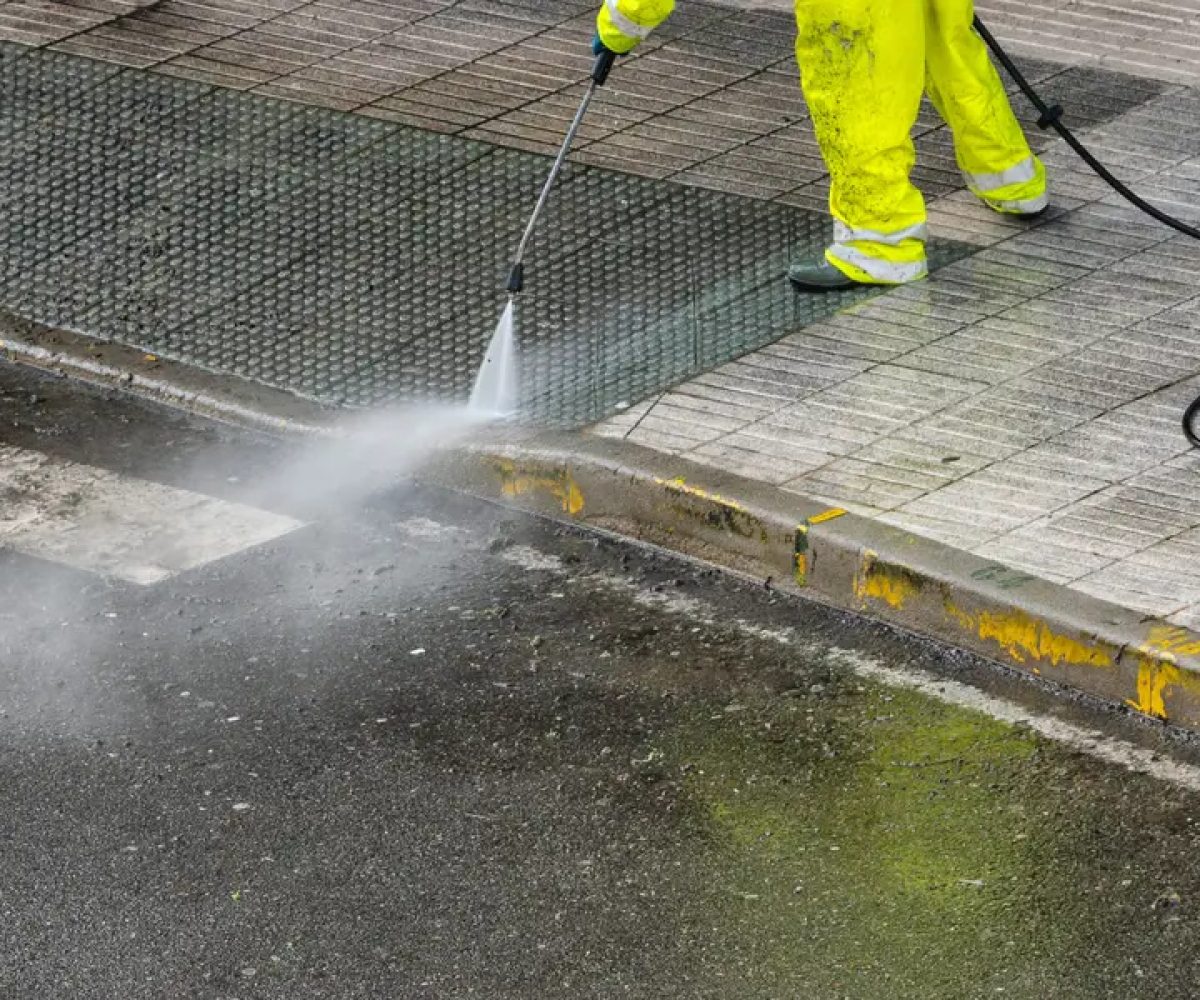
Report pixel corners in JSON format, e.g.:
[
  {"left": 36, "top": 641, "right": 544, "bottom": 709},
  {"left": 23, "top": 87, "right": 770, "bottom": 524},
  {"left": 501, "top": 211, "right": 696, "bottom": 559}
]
[{"left": 660, "top": 684, "right": 1073, "bottom": 997}]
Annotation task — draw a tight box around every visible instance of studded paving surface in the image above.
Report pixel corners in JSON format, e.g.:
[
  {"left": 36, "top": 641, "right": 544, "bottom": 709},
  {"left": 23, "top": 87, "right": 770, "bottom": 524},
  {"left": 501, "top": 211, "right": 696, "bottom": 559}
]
[
  {"left": 0, "top": 42, "right": 978, "bottom": 422},
  {"left": 0, "top": 3, "right": 1198, "bottom": 629}
]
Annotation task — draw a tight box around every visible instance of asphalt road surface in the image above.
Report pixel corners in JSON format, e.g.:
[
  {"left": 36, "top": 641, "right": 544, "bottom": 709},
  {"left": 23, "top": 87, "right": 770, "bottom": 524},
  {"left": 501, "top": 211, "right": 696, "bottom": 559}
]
[{"left": 2, "top": 362, "right": 1200, "bottom": 999}]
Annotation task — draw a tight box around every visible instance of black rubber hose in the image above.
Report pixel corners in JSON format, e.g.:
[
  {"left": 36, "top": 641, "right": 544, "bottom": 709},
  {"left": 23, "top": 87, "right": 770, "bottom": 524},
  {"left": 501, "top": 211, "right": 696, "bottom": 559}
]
[
  {"left": 1186, "top": 394, "right": 1200, "bottom": 448},
  {"left": 974, "top": 16, "right": 1200, "bottom": 241},
  {"left": 973, "top": 16, "right": 1200, "bottom": 447}
]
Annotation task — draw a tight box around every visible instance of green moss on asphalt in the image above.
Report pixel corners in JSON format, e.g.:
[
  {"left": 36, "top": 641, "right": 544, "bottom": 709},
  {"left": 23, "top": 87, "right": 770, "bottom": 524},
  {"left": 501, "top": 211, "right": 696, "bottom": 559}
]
[{"left": 657, "top": 684, "right": 1091, "bottom": 997}]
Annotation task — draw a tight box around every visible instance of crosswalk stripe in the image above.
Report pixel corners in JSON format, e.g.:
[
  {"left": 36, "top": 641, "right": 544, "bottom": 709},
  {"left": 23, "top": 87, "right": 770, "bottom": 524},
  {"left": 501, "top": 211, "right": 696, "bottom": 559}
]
[{"left": 0, "top": 444, "right": 302, "bottom": 584}]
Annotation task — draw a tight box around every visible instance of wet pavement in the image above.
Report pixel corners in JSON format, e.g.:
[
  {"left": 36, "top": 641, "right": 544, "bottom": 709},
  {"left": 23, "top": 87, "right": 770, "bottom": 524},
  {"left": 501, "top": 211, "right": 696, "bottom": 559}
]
[{"left": 3, "top": 362, "right": 1200, "bottom": 998}]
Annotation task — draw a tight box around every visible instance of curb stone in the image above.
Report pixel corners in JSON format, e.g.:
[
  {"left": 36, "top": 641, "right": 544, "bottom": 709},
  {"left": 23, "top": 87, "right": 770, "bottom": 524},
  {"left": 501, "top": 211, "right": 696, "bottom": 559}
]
[
  {"left": 427, "top": 432, "right": 1200, "bottom": 730},
  {"left": 0, "top": 313, "right": 339, "bottom": 436},
  {"left": 5, "top": 311, "right": 1200, "bottom": 728}
]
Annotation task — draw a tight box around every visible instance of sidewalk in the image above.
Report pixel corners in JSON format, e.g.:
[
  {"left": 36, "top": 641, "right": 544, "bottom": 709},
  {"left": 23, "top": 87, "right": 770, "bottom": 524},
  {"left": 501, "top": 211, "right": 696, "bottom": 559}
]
[{"left": 0, "top": 2, "right": 1197, "bottom": 700}]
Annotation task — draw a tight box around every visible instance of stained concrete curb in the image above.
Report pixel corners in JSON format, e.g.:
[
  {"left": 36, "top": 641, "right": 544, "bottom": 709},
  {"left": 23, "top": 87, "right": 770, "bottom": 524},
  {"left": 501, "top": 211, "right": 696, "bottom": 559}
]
[
  {"left": 0, "top": 314, "right": 339, "bottom": 436},
  {"left": 4, "top": 310, "right": 1200, "bottom": 729},
  {"left": 427, "top": 432, "right": 1200, "bottom": 730}
]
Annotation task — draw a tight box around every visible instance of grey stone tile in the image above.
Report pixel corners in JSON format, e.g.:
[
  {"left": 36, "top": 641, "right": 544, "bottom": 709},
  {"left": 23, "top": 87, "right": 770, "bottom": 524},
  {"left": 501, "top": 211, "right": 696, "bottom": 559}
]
[
  {"left": 693, "top": 429, "right": 835, "bottom": 473},
  {"left": 1074, "top": 558, "right": 1199, "bottom": 613},
  {"left": 895, "top": 491, "right": 1058, "bottom": 535},
  {"left": 654, "top": 386, "right": 776, "bottom": 424},
  {"left": 683, "top": 366, "right": 814, "bottom": 405},
  {"left": 686, "top": 370, "right": 804, "bottom": 408},
  {"left": 750, "top": 340, "right": 871, "bottom": 382},
  {"left": 972, "top": 531, "right": 1111, "bottom": 584},
  {"left": 631, "top": 409, "right": 728, "bottom": 445},
  {"left": 784, "top": 463, "right": 927, "bottom": 512},
  {"left": 643, "top": 398, "right": 750, "bottom": 436},
  {"left": 1171, "top": 604, "right": 1200, "bottom": 631},
  {"left": 688, "top": 440, "right": 822, "bottom": 486},
  {"left": 875, "top": 509, "right": 1003, "bottom": 552},
  {"left": 849, "top": 436, "right": 993, "bottom": 479},
  {"left": 625, "top": 425, "right": 700, "bottom": 454}
]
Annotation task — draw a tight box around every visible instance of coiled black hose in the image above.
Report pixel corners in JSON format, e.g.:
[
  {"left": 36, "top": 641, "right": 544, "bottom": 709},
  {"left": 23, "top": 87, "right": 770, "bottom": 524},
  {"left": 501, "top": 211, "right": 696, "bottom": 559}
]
[
  {"left": 974, "top": 16, "right": 1200, "bottom": 446},
  {"left": 1186, "top": 394, "right": 1200, "bottom": 447}
]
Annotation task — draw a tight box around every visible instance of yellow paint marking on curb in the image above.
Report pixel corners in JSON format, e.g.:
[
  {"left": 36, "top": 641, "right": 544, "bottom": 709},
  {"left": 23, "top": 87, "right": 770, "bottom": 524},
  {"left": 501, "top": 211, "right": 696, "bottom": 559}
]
[
  {"left": 809, "top": 507, "right": 847, "bottom": 525},
  {"left": 494, "top": 459, "right": 585, "bottom": 516},
  {"left": 654, "top": 476, "right": 746, "bottom": 512},
  {"left": 852, "top": 550, "right": 921, "bottom": 610},
  {"left": 1145, "top": 624, "right": 1200, "bottom": 659},
  {"left": 794, "top": 524, "right": 809, "bottom": 586},
  {"left": 655, "top": 476, "right": 769, "bottom": 542},
  {"left": 945, "top": 601, "right": 1113, "bottom": 670},
  {"left": 1127, "top": 654, "right": 1183, "bottom": 720},
  {"left": 794, "top": 509, "right": 849, "bottom": 586},
  {"left": 1124, "top": 629, "right": 1200, "bottom": 721}
]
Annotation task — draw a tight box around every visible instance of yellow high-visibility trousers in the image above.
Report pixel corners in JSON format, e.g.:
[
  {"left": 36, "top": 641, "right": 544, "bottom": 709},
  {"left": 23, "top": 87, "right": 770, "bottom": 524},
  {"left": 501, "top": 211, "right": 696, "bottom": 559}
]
[{"left": 794, "top": 0, "right": 1047, "bottom": 285}]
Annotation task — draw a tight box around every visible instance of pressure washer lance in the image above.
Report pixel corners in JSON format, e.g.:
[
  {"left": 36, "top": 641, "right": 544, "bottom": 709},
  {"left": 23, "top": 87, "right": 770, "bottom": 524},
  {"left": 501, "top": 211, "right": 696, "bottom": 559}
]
[
  {"left": 469, "top": 49, "right": 616, "bottom": 416},
  {"left": 973, "top": 16, "right": 1200, "bottom": 446},
  {"left": 505, "top": 48, "right": 617, "bottom": 297}
]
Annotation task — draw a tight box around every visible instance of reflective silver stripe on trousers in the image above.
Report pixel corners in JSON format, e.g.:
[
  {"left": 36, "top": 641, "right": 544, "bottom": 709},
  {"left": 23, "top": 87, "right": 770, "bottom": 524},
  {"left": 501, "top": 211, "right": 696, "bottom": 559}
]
[
  {"left": 833, "top": 220, "right": 928, "bottom": 247},
  {"left": 965, "top": 156, "right": 1037, "bottom": 193},
  {"left": 605, "top": 0, "right": 651, "bottom": 38},
  {"left": 827, "top": 243, "right": 928, "bottom": 284},
  {"left": 986, "top": 190, "right": 1049, "bottom": 214}
]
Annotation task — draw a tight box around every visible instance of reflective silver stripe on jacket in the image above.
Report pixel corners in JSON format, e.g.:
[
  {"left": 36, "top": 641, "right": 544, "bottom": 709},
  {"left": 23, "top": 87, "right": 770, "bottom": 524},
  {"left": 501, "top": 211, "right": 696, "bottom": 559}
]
[
  {"left": 965, "top": 156, "right": 1037, "bottom": 193},
  {"left": 833, "top": 220, "right": 928, "bottom": 247},
  {"left": 606, "top": 0, "right": 652, "bottom": 38},
  {"left": 826, "top": 244, "right": 928, "bottom": 284}
]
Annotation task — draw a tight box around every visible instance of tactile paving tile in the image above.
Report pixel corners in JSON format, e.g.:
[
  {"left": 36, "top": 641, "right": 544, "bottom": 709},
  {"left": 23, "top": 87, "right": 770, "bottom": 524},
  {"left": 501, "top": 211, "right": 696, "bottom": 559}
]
[
  {"left": 52, "top": 67, "right": 213, "bottom": 134},
  {"left": 349, "top": 152, "right": 678, "bottom": 289},
  {"left": 0, "top": 48, "right": 122, "bottom": 141},
  {"left": 0, "top": 132, "right": 202, "bottom": 293},
  {"left": 172, "top": 250, "right": 501, "bottom": 406},
  {"left": 0, "top": 48, "right": 1166, "bottom": 426}
]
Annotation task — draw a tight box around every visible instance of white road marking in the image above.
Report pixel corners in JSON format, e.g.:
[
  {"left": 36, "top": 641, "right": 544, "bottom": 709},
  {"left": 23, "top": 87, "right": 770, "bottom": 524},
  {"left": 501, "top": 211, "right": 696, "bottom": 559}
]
[
  {"left": 832, "top": 649, "right": 1200, "bottom": 794},
  {"left": 393, "top": 517, "right": 468, "bottom": 540},
  {"left": 500, "top": 543, "right": 1200, "bottom": 794},
  {"left": 0, "top": 444, "right": 302, "bottom": 584}
]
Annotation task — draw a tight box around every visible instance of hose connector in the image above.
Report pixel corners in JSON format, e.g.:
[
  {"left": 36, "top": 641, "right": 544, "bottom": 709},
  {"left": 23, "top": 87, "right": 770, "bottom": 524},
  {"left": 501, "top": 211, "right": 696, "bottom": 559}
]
[
  {"left": 592, "top": 48, "right": 617, "bottom": 86},
  {"left": 506, "top": 262, "right": 524, "bottom": 294},
  {"left": 1037, "top": 104, "right": 1064, "bottom": 130}
]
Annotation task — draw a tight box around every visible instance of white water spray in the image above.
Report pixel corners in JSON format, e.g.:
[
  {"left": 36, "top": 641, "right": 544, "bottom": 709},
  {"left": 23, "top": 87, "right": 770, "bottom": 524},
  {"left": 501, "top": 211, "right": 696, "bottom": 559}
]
[{"left": 469, "top": 299, "right": 519, "bottom": 418}]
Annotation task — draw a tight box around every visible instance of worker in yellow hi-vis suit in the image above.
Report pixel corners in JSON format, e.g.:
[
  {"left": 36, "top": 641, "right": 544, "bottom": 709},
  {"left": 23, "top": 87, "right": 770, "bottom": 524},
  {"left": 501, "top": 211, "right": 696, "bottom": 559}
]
[{"left": 593, "top": 0, "right": 1047, "bottom": 290}]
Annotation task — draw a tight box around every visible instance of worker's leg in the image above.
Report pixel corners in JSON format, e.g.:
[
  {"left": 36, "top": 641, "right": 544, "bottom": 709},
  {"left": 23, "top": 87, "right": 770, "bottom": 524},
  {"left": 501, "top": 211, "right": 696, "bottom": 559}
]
[
  {"left": 925, "top": 0, "right": 1047, "bottom": 214},
  {"left": 793, "top": 0, "right": 928, "bottom": 285}
]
